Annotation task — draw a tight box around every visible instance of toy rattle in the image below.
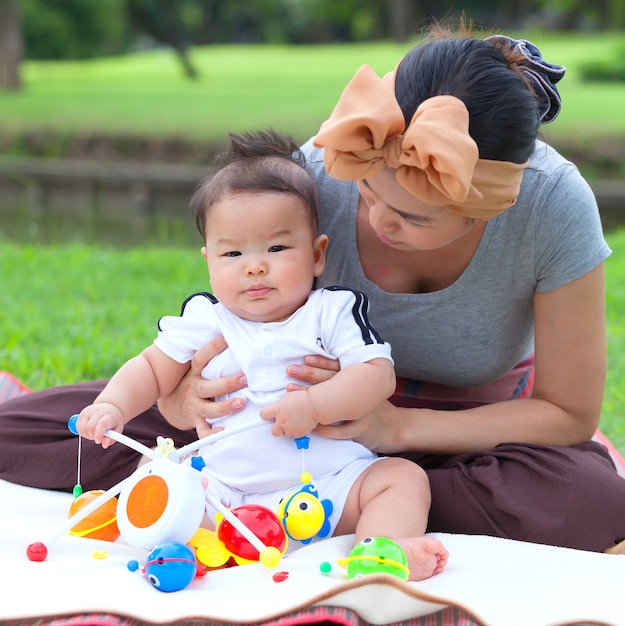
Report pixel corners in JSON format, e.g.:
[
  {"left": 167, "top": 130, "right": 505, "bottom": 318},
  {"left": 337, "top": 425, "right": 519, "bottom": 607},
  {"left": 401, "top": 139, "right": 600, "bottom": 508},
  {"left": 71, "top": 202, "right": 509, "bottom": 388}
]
[{"left": 27, "top": 417, "right": 285, "bottom": 570}]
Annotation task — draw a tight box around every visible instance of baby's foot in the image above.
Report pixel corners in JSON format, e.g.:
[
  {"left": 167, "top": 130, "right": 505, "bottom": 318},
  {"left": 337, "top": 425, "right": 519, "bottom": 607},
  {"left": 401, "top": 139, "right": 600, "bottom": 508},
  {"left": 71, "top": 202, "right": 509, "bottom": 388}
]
[{"left": 396, "top": 536, "right": 449, "bottom": 581}]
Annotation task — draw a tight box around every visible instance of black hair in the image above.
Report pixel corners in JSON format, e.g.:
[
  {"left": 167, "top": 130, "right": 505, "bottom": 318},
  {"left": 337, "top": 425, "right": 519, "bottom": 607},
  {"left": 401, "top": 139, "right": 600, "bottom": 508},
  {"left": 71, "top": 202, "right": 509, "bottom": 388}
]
[
  {"left": 395, "top": 33, "right": 539, "bottom": 164},
  {"left": 191, "top": 129, "right": 318, "bottom": 238}
]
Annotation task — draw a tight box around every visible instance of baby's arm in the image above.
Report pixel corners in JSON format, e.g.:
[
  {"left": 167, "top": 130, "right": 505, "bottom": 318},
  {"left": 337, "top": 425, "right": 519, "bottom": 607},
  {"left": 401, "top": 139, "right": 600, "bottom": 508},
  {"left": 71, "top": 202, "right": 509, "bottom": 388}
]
[
  {"left": 260, "top": 357, "right": 395, "bottom": 438},
  {"left": 77, "top": 345, "right": 190, "bottom": 448}
]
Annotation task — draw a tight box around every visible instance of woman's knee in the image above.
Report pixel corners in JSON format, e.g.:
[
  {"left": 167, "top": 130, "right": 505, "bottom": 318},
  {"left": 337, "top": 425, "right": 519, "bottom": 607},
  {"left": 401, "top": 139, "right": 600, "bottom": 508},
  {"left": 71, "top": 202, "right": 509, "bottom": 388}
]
[{"left": 425, "top": 442, "right": 625, "bottom": 551}]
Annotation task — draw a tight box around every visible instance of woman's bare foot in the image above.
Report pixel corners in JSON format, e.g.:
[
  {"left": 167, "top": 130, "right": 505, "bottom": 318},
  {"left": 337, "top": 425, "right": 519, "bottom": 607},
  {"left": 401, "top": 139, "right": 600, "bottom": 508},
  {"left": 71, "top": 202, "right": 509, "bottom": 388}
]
[{"left": 396, "top": 536, "right": 449, "bottom": 581}]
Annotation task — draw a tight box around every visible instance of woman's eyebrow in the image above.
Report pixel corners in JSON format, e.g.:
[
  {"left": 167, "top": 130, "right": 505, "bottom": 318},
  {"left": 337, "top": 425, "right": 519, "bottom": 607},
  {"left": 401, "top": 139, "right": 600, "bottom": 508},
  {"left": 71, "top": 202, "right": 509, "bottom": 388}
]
[
  {"left": 361, "top": 178, "right": 434, "bottom": 224},
  {"left": 362, "top": 178, "right": 398, "bottom": 211}
]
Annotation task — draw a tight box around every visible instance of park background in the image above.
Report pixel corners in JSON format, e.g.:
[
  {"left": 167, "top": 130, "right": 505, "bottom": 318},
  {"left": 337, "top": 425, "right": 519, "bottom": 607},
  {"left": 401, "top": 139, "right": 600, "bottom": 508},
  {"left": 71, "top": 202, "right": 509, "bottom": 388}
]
[{"left": 1, "top": 0, "right": 625, "bottom": 451}]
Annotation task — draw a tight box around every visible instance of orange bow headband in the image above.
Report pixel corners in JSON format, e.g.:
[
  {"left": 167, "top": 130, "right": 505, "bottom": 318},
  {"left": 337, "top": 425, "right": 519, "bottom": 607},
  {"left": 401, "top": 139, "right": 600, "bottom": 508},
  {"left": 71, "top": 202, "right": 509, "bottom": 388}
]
[{"left": 313, "top": 65, "right": 529, "bottom": 218}]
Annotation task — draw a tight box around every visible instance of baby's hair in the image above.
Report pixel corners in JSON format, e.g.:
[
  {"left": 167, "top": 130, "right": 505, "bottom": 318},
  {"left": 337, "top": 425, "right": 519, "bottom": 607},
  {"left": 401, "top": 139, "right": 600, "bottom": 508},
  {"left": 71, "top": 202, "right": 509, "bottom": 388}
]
[{"left": 191, "top": 129, "right": 318, "bottom": 238}]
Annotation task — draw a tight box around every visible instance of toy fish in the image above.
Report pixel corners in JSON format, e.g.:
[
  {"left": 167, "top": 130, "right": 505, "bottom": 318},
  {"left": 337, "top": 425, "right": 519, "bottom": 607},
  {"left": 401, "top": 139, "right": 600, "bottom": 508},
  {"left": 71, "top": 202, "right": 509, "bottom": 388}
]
[{"left": 277, "top": 482, "right": 333, "bottom": 544}]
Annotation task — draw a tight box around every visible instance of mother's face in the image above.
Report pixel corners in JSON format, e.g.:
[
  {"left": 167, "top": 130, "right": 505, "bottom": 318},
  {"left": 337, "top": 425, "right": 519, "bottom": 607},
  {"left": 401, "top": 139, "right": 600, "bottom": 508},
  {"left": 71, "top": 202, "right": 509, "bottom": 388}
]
[{"left": 357, "top": 169, "right": 483, "bottom": 251}]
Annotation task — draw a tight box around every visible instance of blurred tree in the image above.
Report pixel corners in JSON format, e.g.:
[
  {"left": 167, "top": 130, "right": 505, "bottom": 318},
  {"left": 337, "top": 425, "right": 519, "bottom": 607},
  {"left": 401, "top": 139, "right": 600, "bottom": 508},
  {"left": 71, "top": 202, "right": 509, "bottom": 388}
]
[
  {"left": 126, "top": 0, "right": 199, "bottom": 78},
  {"left": 21, "top": 0, "right": 128, "bottom": 59},
  {"left": 10, "top": 0, "right": 624, "bottom": 75},
  {"left": 388, "top": 0, "right": 418, "bottom": 41},
  {"left": 547, "top": 0, "right": 625, "bottom": 29},
  {"left": 0, "top": 0, "right": 22, "bottom": 89}
]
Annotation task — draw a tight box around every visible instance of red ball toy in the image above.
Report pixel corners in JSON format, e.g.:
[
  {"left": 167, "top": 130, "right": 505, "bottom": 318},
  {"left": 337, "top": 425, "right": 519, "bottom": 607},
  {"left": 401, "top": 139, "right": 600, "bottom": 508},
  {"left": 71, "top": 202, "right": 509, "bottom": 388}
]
[
  {"left": 26, "top": 541, "right": 48, "bottom": 562},
  {"left": 218, "top": 504, "right": 286, "bottom": 561}
]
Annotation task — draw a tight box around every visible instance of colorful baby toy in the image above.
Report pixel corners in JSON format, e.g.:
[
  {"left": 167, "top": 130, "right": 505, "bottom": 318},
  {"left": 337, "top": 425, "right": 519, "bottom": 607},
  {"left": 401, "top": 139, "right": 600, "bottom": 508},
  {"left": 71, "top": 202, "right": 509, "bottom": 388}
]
[
  {"left": 27, "top": 418, "right": 286, "bottom": 575},
  {"left": 320, "top": 536, "right": 409, "bottom": 581},
  {"left": 26, "top": 417, "right": 337, "bottom": 591}
]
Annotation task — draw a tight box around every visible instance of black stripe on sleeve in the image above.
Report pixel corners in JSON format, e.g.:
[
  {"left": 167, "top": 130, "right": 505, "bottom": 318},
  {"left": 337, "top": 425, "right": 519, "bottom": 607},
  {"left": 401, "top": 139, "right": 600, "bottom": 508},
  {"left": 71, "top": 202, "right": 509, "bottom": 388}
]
[
  {"left": 323, "top": 286, "right": 385, "bottom": 345},
  {"left": 158, "top": 291, "right": 218, "bottom": 330}
]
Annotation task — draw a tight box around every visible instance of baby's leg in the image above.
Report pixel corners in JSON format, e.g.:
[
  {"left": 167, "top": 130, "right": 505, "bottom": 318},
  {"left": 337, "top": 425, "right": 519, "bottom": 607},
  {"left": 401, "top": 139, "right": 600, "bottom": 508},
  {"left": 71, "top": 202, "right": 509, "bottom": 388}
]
[{"left": 335, "top": 457, "right": 448, "bottom": 581}]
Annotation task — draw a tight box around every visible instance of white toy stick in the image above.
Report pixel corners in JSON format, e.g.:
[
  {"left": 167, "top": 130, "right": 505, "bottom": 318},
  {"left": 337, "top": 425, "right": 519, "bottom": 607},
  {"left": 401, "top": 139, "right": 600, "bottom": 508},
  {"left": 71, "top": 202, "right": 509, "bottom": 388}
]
[
  {"left": 203, "top": 489, "right": 282, "bottom": 569},
  {"left": 45, "top": 478, "right": 131, "bottom": 545},
  {"left": 68, "top": 414, "right": 157, "bottom": 459},
  {"left": 175, "top": 420, "right": 269, "bottom": 460}
]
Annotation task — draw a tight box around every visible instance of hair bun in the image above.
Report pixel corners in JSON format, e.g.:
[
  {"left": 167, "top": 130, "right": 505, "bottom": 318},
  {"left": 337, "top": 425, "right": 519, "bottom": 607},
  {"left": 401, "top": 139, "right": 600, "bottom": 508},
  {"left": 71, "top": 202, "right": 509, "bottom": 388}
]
[{"left": 485, "top": 35, "right": 566, "bottom": 124}]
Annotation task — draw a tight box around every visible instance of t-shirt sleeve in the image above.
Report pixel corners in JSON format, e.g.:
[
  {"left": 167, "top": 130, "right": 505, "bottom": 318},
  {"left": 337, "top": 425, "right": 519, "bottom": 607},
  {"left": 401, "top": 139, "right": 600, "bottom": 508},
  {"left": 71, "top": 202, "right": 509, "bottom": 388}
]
[
  {"left": 320, "top": 287, "right": 394, "bottom": 369},
  {"left": 533, "top": 163, "right": 611, "bottom": 292},
  {"left": 154, "top": 292, "right": 220, "bottom": 363}
]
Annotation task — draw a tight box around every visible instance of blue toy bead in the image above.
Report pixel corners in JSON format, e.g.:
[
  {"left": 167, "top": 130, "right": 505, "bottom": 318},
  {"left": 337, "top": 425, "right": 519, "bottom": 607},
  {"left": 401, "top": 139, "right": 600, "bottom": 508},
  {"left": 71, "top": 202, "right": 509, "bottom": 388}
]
[
  {"left": 67, "top": 414, "right": 80, "bottom": 435},
  {"left": 294, "top": 436, "right": 310, "bottom": 450},
  {"left": 191, "top": 456, "right": 206, "bottom": 471}
]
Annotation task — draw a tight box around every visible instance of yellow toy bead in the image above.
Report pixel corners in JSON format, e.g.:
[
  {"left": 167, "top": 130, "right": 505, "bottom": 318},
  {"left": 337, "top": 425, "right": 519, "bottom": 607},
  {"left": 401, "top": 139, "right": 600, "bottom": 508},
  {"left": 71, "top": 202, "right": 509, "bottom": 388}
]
[
  {"left": 259, "top": 546, "right": 282, "bottom": 569},
  {"left": 300, "top": 471, "right": 313, "bottom": 484},
  {"left": 91, "top": 550, "right": 109, "bottom": 560}
]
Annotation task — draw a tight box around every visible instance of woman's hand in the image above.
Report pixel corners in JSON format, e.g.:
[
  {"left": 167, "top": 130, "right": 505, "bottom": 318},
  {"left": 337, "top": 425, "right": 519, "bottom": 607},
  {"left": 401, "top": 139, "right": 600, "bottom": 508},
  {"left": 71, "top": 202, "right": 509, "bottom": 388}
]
[
  {"left": 285, "top": 354, "right": 406, "bottom": 453},
  {"left": 157, "top": 335, "right": 247, "bottom": 432},
  {"left": 314, "top": 399, "right": 405, "bottom": 453},
  {"left": 285, "top": 354, "right": 341, "bottom": 390}
]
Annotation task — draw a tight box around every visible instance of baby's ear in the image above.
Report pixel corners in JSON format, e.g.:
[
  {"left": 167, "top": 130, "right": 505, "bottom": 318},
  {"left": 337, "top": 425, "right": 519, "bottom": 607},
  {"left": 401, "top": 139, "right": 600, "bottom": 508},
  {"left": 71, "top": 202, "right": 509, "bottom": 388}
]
[
  {"left": 201, "top": 246, "right": 208, "bottom": 259},
  {"left": 313, "top": 234, "right": 329, "bottom": 275}
]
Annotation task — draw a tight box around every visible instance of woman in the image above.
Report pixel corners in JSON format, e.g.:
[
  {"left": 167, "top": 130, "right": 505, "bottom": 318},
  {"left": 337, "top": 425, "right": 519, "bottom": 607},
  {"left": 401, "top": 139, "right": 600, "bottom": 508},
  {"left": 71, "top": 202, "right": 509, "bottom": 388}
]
[{"left": 2, "top": 24, "right": 624, "bottom": 553}]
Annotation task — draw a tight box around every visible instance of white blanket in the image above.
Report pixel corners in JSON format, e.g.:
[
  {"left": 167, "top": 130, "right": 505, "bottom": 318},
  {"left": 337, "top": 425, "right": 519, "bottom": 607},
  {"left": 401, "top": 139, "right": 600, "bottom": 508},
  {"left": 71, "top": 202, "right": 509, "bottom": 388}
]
[{"left": 1, "top": 478, "right": 624, "bottom": 626}]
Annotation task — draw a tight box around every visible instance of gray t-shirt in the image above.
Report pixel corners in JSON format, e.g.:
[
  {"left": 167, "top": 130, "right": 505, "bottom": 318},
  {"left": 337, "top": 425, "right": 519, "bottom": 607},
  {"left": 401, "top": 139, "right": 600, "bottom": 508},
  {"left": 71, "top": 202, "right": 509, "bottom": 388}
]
[{"left": 302, "top": 139, "right": 611, "bottom": 390}]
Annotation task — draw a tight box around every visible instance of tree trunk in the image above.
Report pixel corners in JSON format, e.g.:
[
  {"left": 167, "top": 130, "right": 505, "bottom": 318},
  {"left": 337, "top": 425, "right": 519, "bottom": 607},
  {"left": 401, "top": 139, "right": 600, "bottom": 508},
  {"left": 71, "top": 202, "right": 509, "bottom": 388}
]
[
  {"left": 497, "top": 0, "right": 532, "bottom": 26},
  {"left": 0, "top": 0, "right": 22, "bottom": 90},
  {"left": 388, "top": 0, "right": 417, "bottom": 41}
]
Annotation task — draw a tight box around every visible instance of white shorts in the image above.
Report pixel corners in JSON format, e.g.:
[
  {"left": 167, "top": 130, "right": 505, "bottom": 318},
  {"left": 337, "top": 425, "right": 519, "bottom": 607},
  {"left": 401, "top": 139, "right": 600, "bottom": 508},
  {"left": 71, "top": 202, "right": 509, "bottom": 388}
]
[{"left": 201, "top": 456, "right": 381, "bottom": 550}]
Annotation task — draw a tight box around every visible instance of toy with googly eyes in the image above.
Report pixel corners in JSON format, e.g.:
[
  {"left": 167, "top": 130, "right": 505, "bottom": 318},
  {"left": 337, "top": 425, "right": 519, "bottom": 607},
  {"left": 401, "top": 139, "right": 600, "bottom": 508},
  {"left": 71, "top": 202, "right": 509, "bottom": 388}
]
[
  {"left": 320, "top": 537, "right": 409, "bottom": 581},
  {"left": 127, "top": 541, "right": 198, "bottom": 592},
  {"left": 277, "top": 480, "right": 332, "bottom": 543},
  {"left": 276, "top": 436, "right": 333, "bottom": 544}
]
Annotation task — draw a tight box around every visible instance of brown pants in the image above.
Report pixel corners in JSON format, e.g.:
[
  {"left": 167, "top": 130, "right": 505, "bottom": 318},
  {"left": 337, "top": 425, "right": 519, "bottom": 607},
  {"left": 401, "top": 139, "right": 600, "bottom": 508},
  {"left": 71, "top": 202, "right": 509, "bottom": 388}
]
[{"left": 1, "top": 379, "right": 624, "bottom": 552}]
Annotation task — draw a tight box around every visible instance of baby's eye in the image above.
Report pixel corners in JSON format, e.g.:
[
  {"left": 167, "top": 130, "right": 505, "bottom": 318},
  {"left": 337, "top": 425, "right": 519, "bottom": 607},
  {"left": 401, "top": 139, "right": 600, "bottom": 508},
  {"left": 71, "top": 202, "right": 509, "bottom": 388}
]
[
  {"left": 223, "top": 251, "right": 241, "bottom": 257},
  {"left": 268, "top": 245, "right": 287, "bottom": 253}
]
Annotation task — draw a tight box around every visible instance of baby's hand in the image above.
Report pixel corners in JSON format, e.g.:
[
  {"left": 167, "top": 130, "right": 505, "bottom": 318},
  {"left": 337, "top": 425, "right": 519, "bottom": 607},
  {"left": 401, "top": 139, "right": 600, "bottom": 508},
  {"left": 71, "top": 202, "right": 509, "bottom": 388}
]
[
  {"left": 76, "top": 403, "right": 125, "bottom": 449},
  {"left": 260, "top": 390, "right": 317, "bottom": 438}
]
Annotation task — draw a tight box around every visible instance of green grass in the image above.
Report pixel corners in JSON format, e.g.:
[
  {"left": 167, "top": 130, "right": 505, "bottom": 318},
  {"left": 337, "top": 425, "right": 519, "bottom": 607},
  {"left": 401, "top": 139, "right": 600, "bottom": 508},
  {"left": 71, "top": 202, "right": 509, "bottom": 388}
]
[
  {"left": 1, "top": 34, "right": 625, "bottom": 147},
  {"left": 605, "top": 229, "right": 625, "bottom": 452},
  {"left": 0, "top": 243, "right": 207, "bottom": 388},
  {"left": 2, "top": 230, "right": 625, "bottom": 454},
  {"left": 1, "top": 35, "right": 624, "bottom": 452},
  {"left": 0, "top": 43, "right": 410, "bottom": 146}
]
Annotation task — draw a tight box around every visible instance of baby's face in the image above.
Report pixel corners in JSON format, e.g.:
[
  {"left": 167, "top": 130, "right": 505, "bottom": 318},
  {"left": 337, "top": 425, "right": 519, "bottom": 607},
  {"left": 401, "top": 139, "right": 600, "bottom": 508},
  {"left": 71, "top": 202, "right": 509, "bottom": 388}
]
[{"left": 202, "top": 191, "right": 327, "bottom": 323}]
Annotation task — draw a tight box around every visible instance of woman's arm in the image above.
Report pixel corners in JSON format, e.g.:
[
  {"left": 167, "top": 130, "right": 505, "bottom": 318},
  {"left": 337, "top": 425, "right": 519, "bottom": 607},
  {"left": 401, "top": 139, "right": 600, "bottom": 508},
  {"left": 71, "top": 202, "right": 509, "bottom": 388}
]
[{"left": 313, "top": 265, "right": 607, "bottom": 454}]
